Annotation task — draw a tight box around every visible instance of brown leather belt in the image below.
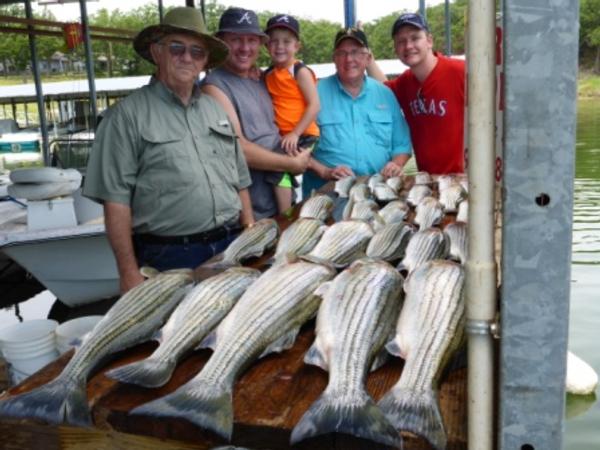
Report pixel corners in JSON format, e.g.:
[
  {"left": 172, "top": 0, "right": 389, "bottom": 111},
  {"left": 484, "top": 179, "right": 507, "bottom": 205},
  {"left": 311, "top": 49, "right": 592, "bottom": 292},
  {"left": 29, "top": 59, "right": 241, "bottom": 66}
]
[{"left": 135, "top": 222, "right": 242, "bottom": 245}]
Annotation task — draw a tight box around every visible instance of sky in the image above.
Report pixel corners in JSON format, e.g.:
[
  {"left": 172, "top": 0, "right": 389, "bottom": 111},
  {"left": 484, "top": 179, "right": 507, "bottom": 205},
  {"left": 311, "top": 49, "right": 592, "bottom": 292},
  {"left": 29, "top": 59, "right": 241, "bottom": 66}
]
[{"left": 38, "top": 0, "right": 443, "bottom": 24}]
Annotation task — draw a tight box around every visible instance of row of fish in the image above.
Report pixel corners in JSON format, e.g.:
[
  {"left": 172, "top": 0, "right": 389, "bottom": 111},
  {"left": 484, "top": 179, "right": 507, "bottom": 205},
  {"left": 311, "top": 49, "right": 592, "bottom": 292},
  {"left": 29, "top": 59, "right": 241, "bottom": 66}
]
[{"left": 0, "top": 171, "right": 468, "bottom": 449}]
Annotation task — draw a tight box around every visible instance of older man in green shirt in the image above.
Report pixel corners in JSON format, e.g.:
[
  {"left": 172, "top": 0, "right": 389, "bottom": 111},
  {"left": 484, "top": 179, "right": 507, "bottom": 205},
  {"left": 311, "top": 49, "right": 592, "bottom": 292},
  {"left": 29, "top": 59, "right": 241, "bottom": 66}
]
[{"left": 84, "top": 7, "right": 253, "bottom": 293}]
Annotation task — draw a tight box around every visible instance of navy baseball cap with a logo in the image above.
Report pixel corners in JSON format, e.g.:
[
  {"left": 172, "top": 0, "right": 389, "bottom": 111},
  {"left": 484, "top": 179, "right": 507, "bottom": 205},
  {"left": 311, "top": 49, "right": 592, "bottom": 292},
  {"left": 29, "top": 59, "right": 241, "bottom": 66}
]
[
  {"left": 265, "top": 14, "right": 300, "bottom": 38},
  {"left": 391, "top": 12, "right": 430, "bottom": 36},
  {"left": 217, "top": 7, "right": 268, "bottom": 40}
]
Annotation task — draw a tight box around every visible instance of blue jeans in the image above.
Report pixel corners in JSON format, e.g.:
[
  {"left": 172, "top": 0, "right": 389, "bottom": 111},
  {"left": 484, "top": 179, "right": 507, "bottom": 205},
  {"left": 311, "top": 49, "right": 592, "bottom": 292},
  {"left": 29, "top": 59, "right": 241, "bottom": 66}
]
[{"left": 133, "top": 233, "right": 239, "bottom": 271}]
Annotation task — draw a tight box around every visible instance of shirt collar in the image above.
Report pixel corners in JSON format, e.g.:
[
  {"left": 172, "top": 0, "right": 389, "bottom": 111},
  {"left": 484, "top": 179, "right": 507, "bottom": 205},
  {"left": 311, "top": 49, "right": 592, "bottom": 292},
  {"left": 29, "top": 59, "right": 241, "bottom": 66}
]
[
  {"left": 149, "top": 76, "right": 201, "bottom": 107},
  {"left": 334, "top": 73, "right": 369, "bottom": 99}
]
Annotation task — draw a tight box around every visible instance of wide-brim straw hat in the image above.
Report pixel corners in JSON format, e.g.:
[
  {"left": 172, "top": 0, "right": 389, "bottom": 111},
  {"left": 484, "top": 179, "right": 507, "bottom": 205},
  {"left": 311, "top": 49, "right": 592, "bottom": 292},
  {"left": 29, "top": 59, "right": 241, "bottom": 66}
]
[{"left": 134, "top": 7, "right": 229, "bottom": 69}]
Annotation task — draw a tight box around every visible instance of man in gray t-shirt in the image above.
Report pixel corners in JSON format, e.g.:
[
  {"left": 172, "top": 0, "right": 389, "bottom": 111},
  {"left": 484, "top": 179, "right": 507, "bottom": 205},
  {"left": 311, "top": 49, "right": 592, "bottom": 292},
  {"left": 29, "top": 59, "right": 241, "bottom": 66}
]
[{"left": 202, "top": 7, "right": 311, "bottom": 219}]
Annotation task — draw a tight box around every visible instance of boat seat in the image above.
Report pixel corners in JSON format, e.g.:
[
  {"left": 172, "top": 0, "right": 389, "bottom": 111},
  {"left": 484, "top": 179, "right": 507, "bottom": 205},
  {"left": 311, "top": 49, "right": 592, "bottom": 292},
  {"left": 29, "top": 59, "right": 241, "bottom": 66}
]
[{"left": 8, "top": 168, "right": 82, "bottom": 201}]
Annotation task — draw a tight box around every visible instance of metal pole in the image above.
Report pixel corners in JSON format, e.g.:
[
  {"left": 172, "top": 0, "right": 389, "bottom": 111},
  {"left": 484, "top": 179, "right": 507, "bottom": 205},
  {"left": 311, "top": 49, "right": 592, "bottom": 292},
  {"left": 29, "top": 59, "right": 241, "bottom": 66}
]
[
  {"left": 158, "top": 0, "right": 164, "bottom": 23},
  {"left": 79, "top": 0, "right": 98, "bottom": 130},
  {"left": 445, "top": 0, "right": 452, "bottom": 55},
  {"left": 344, "top": 0, "right": 356, "bottom": 27},
  {"left": 24, "top": 0, "right": 50, "bottom": 165},
  {"left": 466, "top": 0, "right": 496, "bottom": 449},
  {"left": 185, "top": 0, "right": 194, "bottom": 7},
  {"left": 419, "top": 0, "right": 426, "bottom": 17},
  {"left": 498, "top": 0, "right": 577, "bottom": 447}
]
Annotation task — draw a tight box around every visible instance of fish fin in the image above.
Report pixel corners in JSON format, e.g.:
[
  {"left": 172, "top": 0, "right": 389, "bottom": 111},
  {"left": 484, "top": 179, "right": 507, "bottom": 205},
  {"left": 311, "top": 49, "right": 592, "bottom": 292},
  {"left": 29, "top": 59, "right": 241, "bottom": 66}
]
[
  {"left": 201, "top": 254, "right": 236, "bottom": 270},
  {"left": 139, "top": 266, "right": 160, "bottom": 279},
  {"left": 378, "top": 387, "right": 446, "bottom": 450},
  {"left": 303, "top": 342, "right": 329, "bottom": 371},
  {"left": 300, "top": 254, "right": 329, "bottom": 266},
  {"left": 290, "top": 390, "right": 402, "bottom": 448},
  {"left": 369, "top": 347, "right": 390, "bottom": 372},
  {"left": 105, "top": 357, "right": 176, "bottom": 388},
  {"left": 197, "top": 330, "right": 217, "bottom": 351},
  {"left": 385, "top": 339, "right": 404, "bottom": 359},
  {"left": 0, "top": 376, "right": 90, "bottom": 426},
  {"left": 130, "top": 380, "right": 233, "bottom": 440},
  {"left": 313, "top": 280, "right": 332, "bottom": 299},
  {"left": 259, "top": 327, "right": 300, "bottom": 358}
]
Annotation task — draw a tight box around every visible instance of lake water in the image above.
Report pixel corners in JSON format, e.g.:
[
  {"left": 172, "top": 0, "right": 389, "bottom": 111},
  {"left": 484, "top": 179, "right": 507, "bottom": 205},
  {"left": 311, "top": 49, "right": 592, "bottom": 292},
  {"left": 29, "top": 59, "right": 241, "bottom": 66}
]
[
  {"left": 0, "top": 99, "right": 598, "bottom": 447},
  {"left": 564, "top": 97, "right": 600, "bottom": 450}
]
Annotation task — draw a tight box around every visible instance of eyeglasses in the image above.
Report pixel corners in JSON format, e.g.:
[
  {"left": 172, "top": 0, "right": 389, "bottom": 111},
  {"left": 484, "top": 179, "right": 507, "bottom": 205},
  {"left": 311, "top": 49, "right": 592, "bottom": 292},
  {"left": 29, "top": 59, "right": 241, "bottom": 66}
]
[
  {"left": 333, "top": 49, "right": 369, "bottom": 60},
  {"left": 158, "top": 41, "right": 207, "bottom": 61}
]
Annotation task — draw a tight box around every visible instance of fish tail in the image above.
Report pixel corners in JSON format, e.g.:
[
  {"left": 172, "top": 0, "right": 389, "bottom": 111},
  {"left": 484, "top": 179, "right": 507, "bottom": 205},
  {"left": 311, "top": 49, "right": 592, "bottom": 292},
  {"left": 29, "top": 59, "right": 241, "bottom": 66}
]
[
  {"left": 130, "top": 380, "right": 233, "bottom": 440},
  {"left": 105, "top": 357, "right": 176, "bottom": 388},
  {"left": 378, "top": 387, "right": 446, "bottom": 450},
  {"left": 290, "top": 390, "right": 402, "bottom": 448},
  {"left": 0, "top": 376, "right": 90, "bottom": 426}
]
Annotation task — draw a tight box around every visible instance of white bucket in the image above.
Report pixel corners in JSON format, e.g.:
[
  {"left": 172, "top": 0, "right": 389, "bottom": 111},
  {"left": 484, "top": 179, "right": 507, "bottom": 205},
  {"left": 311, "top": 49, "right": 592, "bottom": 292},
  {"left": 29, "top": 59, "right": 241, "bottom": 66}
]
[
  {"left": 0, "top": 319, "right": 59, "bottom": 377},
  {"left": 55, "top": 315, "right": 103, "bottom": 354}
]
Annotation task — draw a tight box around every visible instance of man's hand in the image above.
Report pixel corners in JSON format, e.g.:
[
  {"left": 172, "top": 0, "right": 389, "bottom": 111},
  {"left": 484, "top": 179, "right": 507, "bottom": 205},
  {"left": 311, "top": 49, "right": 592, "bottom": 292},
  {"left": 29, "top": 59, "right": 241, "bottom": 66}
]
[
  {"left": 326, "top": 165, "right": 355, "bottom": 180},
  {"left": 381, "top": 161, "right": 404, "bottom": 178},
  {"left": 288, "top": 149, "right": 312, "bottom": 174},
  {"left": 120, "top": 269, "right": 145, "bottom": 294}
]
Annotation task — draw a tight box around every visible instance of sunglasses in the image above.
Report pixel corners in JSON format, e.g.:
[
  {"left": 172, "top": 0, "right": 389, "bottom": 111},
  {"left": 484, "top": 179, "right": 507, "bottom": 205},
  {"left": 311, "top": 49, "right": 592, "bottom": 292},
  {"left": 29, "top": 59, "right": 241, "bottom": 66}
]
[{"left": 158, "top": 41, "right": 207, "bottom": 61}]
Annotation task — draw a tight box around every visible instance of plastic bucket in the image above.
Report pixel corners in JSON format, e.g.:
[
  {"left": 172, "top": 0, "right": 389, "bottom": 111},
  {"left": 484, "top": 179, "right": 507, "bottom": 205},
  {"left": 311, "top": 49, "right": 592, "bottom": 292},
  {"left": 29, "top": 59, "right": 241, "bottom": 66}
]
[
  {"left": 55, "top": 315, "right": 102, "bottom": 354},
  {"left": 0, "top": 319, "right": 59, "bottom": 376}
]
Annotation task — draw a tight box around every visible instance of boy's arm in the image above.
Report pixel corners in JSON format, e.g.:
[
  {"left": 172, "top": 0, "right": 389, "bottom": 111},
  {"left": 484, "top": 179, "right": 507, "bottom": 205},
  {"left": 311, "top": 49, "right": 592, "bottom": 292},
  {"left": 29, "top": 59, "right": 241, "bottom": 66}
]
[
  {"left": 292, "top": 66, "right": 320, "bottom": 139},
  {"left": 202, "top": 84, "right": 310, "bottom": 174}
]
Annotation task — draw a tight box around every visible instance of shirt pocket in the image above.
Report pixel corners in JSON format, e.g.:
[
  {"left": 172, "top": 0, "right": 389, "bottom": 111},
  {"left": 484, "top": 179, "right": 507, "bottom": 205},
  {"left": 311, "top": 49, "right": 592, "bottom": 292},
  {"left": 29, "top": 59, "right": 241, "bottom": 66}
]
[
  {"left": 208, "top": 121, "right": 239, "bottom": 185},
  {"left": 317, "top": 112, "right": 345, "bottom": 149},
  {"left": 367, "top": 111, "right": 392, "bottom": 148},
  {"left": 139, "top": 128, "right": 188, "bottom": 172}
]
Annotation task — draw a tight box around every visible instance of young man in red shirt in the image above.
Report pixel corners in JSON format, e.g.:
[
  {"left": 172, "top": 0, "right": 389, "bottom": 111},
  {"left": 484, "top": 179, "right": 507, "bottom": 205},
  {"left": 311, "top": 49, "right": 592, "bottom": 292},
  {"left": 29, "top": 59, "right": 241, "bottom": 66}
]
[{"left": 369, "top": 13, "right": 466, "bottom": 174}]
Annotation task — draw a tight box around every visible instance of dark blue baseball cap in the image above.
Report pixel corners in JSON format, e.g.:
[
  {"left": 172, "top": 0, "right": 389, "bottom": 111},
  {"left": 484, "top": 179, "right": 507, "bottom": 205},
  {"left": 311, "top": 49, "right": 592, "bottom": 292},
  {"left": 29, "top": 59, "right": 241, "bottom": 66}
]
[
  {"left": 391, "top": 12, "right": 430, "bottom": 36},
  {"left": 216, "top": 7, "right": 268, "bottom": 41},
  {"left": 265, "top": 14, "right": 300, "bottom": 38}
]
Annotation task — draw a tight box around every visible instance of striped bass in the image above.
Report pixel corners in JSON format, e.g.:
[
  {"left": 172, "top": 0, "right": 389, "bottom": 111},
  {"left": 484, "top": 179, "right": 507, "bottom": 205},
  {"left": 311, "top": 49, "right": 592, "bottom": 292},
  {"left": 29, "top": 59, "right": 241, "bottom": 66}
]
[
  {"left": 299, "top": 193, "right": 334, "bottom": 221},
  {"left": 397, "top": 227, "right": 449, "bottom": 274},
  {"left": 414, "top": 196, "right": 444, "bottom": 229},
  {"left": 349, "top": 183, "right": 371, "bottom": 202},
  {"left": 406, "top": 184, "right": 432, "bottom": 207},
  {"left": 379, "top": 260, "right": 465, "bottom": 450},
  {"left": 303, "top": 220, "right": 374, "bottom": 268},
  {"left": 368, "top": 173, "right": 385, "bottom": 192},
  {"left": 350, "top": 200, "right": 380, "bottom": 223},
  {"left": 439, "top": 183, "right": 467, "bottom": 213},
  {"left": 105, "top": 267, "right": 260, "bottom": 388},
  {"left": 130, "top": 261, "right": 335, "bottom": 440},
  {"left": 334, "top": 175, "right": 356, "bottom": 198},
  {"left": 291, "top": 259, "right": 403, "bottom": 448},
  {"left": 0, "top": 270, "right": 193, "bottom": 426},
  {"left": 414, "top": 171, "right": 433, "bottom": 185},
  {"left": 272, "top": 218, "right": 327, "bottom": 265},
  {"left": 379, "top": 200, "right": 410, "bottom": 225},
  {"left": 444, "top": 221, "right": 468, "bottom": 264},
  {"left": 366, "top": 222, "right": 415, "bottom": 262},
  {"left": 205, "top": 218, "right": 279, "bottom": 268},
  {"left": 386, "top": 176, "right": 404, "bottom": 192},
  {"left": 373, "top": 182, "right": 399, "bottom": 202},
  {"left": 457, "top": 199, "right": 469, "bottom": 222}
]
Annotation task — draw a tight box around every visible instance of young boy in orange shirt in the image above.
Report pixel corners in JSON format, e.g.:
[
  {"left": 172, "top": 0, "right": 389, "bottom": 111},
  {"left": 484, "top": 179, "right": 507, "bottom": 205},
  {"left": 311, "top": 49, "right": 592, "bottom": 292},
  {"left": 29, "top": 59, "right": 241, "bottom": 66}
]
[{"left": 264, "top": 14, "right": 320, "bottom": 212}]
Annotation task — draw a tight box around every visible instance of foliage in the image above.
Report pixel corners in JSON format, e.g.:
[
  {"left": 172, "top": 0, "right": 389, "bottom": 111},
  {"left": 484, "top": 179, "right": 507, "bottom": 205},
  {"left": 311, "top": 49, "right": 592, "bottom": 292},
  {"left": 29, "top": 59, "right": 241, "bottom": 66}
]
[{"left": 579, "top": 0, "right": 600, "bottom": 73}]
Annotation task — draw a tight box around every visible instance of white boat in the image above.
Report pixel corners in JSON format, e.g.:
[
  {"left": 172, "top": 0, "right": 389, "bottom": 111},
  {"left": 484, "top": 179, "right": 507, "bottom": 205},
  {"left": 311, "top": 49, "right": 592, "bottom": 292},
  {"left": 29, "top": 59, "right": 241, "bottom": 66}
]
[{"left": 0, "top": 179, "right": 119, "bottom": 308}]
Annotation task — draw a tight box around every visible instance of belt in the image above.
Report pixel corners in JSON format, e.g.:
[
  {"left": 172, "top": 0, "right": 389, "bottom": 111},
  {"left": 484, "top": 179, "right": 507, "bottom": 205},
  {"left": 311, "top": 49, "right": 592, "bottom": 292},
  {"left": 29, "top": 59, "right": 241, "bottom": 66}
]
[{"left": 135, "top": 223, "right": 242, "bottom": 245}]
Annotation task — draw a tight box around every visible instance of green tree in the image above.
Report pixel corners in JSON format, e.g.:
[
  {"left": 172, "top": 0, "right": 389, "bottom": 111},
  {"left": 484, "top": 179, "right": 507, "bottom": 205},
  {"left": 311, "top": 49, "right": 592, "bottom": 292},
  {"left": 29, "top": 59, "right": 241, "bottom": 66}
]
[{"left": 580, "top": 0, "right": 600, "bottom": 73}]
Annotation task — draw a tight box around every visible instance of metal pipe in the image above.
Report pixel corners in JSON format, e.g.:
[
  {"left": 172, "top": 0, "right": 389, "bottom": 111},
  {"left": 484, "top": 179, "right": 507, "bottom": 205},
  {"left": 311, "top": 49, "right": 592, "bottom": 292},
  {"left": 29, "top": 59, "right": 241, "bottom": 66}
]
[
  {"left": 158, "top": 0, "right": 164, "bottom": 23},
  {"left": 24, "top": 0, "right": 50, "bottom": 165},
  {"left": 344, "top": 0, "right": 356, "bottom": 27},
  {"left": 466, "top": 0, "right": 496, "bottom": 449},
  {"left": 79, "top": 0, "right": 98, "bottom": 130},
  {"left": 419, "top": 0, "right": 426, "bottom": 17},
  {"left": 445, "top": 0, "right": 452, "bottom": 55}
]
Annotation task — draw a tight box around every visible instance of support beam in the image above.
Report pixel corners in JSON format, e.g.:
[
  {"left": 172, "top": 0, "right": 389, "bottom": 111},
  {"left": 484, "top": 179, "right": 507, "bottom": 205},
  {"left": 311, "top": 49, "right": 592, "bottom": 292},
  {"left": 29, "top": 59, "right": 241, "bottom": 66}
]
[
  {"left": 498, "top": 0, "right": 578, "bottom": 448},
  {"left": 79, "top": 0, "right": 97, "bottom": 130},
  {"left": 24, "top": 0, "right": 50, "bottom": 164}
]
